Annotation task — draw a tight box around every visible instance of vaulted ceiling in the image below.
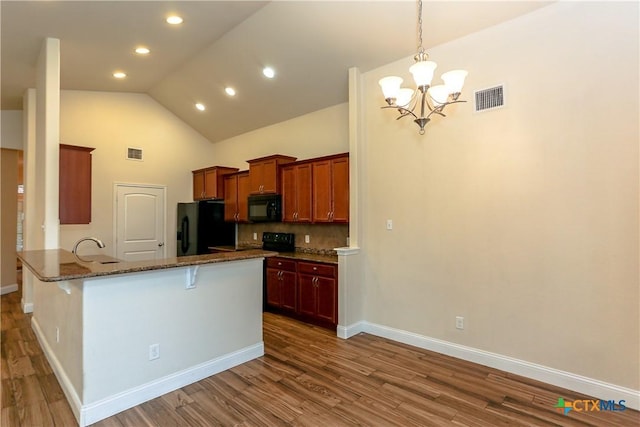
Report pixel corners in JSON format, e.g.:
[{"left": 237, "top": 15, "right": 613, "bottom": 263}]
[{"left": 1, "top": 1, "right": 551, "bottom": 142}]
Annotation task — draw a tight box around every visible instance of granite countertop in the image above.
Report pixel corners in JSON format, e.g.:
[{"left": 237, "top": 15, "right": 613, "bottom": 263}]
[
  {"left": 17, "top": 249, "right": 278, "bottom": 283},
  {"left": 272, "top": 251, "right": 338, "bottom": 265}
]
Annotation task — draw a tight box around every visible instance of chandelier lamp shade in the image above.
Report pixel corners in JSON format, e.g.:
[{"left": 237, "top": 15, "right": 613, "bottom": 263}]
[{"left": 379, "top": 0, "right": 468, "bottom": 135}]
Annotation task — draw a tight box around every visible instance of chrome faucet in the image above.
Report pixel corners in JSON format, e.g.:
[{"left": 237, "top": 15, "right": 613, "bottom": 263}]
[{"left": 72, "top": 237, "right": 106, "bottom": 261}]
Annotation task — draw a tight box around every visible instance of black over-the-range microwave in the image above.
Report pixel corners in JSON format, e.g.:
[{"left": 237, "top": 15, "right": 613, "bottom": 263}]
[{"left": 247, "top": 194, "right": 281, "bottom": 222}]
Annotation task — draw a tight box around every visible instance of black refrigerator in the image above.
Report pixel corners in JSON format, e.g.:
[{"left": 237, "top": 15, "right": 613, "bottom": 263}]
[{"left": 176, "top": 201, "right": 235, "bottom": 256}]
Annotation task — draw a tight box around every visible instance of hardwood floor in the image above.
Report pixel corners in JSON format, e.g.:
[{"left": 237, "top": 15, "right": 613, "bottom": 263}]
[{"left": 2, "top": 286, "right": 638, "bottom": 427}]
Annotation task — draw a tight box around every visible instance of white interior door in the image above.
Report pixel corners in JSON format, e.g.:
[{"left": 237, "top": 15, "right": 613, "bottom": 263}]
[{"left": 115, "top": 184, "right": 166, "bottom": 261}]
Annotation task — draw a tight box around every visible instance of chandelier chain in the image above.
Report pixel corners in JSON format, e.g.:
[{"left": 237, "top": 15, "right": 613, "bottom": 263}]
[{"left": 417, "top": 0, "right": 424, "bottom": 54}]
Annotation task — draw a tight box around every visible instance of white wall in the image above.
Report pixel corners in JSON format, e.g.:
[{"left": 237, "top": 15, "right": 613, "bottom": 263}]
[
  {"left": 206, "top": 103, "right": 349, "bottom": 169},
  {"left": 0, "top": 111, "right": 23, "bottom": 149},
  {"left": 361, "top": 1, "right": 638, "bottom": 392},
  {"left": 58, "top": 91, "right": 219, "bottom": 257}
]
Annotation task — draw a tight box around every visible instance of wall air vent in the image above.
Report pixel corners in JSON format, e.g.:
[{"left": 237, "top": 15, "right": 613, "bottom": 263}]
[
  {"left": 474, "top": 85, "right": 505, "bottom": 113},
  {"left": 127, "top": 147, "right": 143, "bottom": 161}
]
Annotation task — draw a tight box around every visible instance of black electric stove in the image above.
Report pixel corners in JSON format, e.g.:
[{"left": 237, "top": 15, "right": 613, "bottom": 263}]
[{"left": 262, "top": 232, "right": 295, "bottom": 252}]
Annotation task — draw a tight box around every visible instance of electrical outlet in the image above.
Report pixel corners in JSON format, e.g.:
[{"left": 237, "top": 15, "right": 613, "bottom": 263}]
[
  {"left": 305, "top": 234, "right": 310, "bottom": 244},
  {"left": 456, "top": 316, "right": 464, "bottom": 330},
  {"left": 386, "top": 219, "right": 393, "bottom": 230},
  {"left": 253, "top": 232, "right": 258, "bottom": 241},
  {"left": 149, "top": 343, "right": 160, "bottom": 360},
  {"left": 55, "top": 327, "right": 60, "bottom": 343}
]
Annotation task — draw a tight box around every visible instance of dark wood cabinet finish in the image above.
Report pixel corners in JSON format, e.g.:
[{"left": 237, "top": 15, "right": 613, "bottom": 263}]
[
  {"left": 281, "top": 162, "right": 312, "bottom": 223},
  {"left": 192, "top": 166, "right": 239, "bottom": 200},
  {"left": 312, "top": 155, "right": 349, "bottom": 223},
  {"left": 223, "top": 171, "right": 250, "bottom": 222},
  {"left": 265, "top": 257, "right": 297, "bottom": 312},
  {"left": 297, "top": 261, "right": 337, "bottom": 325},
  {"left": 265, "top": 257, "right": 338, "bottom": 330},
  {"left": 59, "top": 144, "right": 95, "bottom": 224},
  {"left": 248, "top": 154, "right": 296, "bottom": 194}
]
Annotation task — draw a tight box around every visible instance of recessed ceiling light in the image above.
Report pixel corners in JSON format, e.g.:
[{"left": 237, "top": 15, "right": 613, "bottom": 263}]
[
  {"left": 225, "top": 87, "right": 236, "bottom": 97},
  {"left": 166, "top": 15, "right": 183, "bottom": 25},
  {"left": 263, "top": 67, "right": 275, "bottom": 79},
  {"left": 135, "top": 47, "right": 150, "bottom": 55},
  {"left": 113, "top": 71, "right": 127, "bottom": 79},
  {"left": 195, "top": 103, "right": 206, "bottom": 111}
]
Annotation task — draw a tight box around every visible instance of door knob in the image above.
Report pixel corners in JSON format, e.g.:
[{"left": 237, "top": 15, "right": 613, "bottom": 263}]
[{"left": 158, "top": 242, "right": 164, "bottom": 247}]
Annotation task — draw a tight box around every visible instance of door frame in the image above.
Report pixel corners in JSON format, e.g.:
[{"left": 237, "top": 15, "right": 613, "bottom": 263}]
[{"left": 113, "top": 182, "right": 167, "bottom": 260}]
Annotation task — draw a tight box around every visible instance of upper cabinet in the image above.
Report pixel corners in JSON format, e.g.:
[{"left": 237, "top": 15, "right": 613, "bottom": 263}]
[
  {"left": 248, "top": 155, "right": 296, "bottom": 195},
  {"left": 223, "top": 171, "right": 250, "bottom": 222},
  {"left": 59, "top": 144, "right": 95, "bottom": 225},
  {"left": 312, "top": 154, "right": 349, "bottom": 223},
  {"left": 280, "top": 153, "right": 349, "bottom": 224},
  {"left": 281, "top": 163, "right": 312, "bottom": 223},
  {"left": 192, "top": 166, "right": 239, "bottom": 200}
]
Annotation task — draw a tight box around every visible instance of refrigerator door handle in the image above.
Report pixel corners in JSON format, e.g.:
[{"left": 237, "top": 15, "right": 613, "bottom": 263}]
[{"left": 181, "top": 216, "right": 190, "bottom": 254}]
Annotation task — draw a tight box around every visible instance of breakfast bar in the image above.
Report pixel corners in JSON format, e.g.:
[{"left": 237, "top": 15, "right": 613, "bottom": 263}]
[{"left": 18, "top": 249, "right": 276, "bottom": 427}]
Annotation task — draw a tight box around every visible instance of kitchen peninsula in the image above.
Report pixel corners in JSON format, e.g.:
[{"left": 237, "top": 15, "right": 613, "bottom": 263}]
[{"left": 18, "top": 248, "right": 276, "bottom": 427}]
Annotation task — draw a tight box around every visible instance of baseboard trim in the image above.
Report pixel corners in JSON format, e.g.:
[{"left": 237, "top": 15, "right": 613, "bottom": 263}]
[
  {"left": 31, "top": 317, "right": 83, "bottom": 423},
  {"left": 33, "top": 311, "right": 264, "bottom": 427},
  {"left": 81, "top": 342, "right": 264, "bottom": 426},
  {"left": 0, "top": 284, "right": 18, "bottom": 295},
  {"left": 337, "top": 320, "right": 366, "bottom": 339},
  {"left": 21, "top": 299, "right": 33, "bottom": 313},
  {"left": 363, "top": 321, "right": 639, "bottom": 411}
]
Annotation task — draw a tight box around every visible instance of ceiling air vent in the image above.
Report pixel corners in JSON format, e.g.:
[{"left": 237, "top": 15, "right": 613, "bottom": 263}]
[
  {"left": 127, "top": 147, "right": 143, "bottom": 161},
  {"left": 474, "top": 85, "right": 505, "bottom": 113}
]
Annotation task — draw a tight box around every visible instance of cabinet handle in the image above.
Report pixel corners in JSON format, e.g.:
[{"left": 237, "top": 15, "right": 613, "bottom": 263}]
[{"left": 313, "top": 266, "right": 317, "bottom": 271}]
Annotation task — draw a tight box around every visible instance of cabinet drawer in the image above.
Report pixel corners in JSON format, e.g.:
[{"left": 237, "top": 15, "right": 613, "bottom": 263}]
[
  {"left": 266, "top": 257, "right": 297, "bottom": 272},
  {"left": 297, "top": 262, "right": 336, "bottom": 277}
]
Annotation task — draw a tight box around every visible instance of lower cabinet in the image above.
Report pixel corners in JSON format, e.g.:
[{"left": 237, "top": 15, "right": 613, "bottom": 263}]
[
  {"left": 265, "top": 257, "right": 338, "bottom": 329},
  {"left": 265, "top": 258, "right": 297, "bottom": 312}
]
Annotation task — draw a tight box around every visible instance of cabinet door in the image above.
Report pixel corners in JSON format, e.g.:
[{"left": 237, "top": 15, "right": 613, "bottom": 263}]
[
  {"left": 265, "top": 268, "right": 282, "bottom": 307},
  {"left": 316, "top": 276, "right": 337, "bottom": 323},
  {"left": 249, "top": 160, "right": 278, "bottom": 194},
  {"left": 312, "top": 160, "right": 332, "bottom": 222},
  {"left": 59, "top": 144, "right": 94, "bottom": 224},
  {"left": 193, "top": 170, "right": 205, "bottom": 200},
  {"left": 223, "top": 175, "right": 238, "bottom": 221},
  {"left": 331, "top": 156, "right": 349, "bottom": 223},
  {"left": 281, "top": 271, "right": 297, "bottom": 311},
  {"left": 249, "top": 161, "right": 266, "bottom": 194},
  {"left": 236, "top": 172, "right": 251, "bottom": 222},
  {"left": 295, "top": 163, "right": 313, "bottom": 222},
  {"left": 281, "top": 165, "right": 297, "bottom": 222},
  {"left": 297, "top": 274, "right": 317, "bottom": 317},
  {"left": 203, "top": 168, "right": 220, "bottom": 199}
]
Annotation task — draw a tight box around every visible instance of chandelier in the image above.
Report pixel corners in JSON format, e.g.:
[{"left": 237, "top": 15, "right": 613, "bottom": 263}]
[{"left": 379, "top": 0, "right": 468, "bottom": 135}]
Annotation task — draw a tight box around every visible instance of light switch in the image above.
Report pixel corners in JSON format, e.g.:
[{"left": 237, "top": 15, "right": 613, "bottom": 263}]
[
  {"left": 305, "top": 235, "right": 310, "bottom": 243},
  {"left": 386, "top": 219, "right": 393, "bottom": 230}
]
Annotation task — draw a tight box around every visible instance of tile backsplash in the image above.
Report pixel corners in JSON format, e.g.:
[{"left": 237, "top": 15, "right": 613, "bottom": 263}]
[{"left": 238, "top": 223, "right": 349, "bottom": 254}]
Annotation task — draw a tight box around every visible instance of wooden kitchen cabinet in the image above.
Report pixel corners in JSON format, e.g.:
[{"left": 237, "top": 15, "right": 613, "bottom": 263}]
[
  {"left": 192, "top": 166, "right": 238, "bottom": 200},
  {"left": 297, "top": 261, "right": 338, "bottom": 327},
  {"left": 281, "top": 162, "right": 312, "bottom": 223},
  {"left": 248, "top": 154, "right": 296, "bottom": 194},
  {"left": 265, "top": 257, "right": 297, "bottom": 312},
  {"left": 59, "top": 144, "right": 95, "bottom": 224},
  {"left": 312, "top": 154, "right": 349, "bottom": 223},
  {"left": 223, "top": 171, "right": 250, "bottom": 222}
]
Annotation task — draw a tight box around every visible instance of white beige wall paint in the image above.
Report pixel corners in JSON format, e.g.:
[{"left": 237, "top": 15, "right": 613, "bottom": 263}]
[
  {"left": 1, "top": 111, "right": 23, "bottom": 149},
  {"left": 361, "top": 1, "right": 638, "bottom": 391},
  {"left": 36, "top": 38, "right": 60, "bottom": 250},
  {"left": 58, "top": 91, "right": 218, "bottom": 257},
  {"left": 205, "top": 103, "right": 349, "bottom": 169}
]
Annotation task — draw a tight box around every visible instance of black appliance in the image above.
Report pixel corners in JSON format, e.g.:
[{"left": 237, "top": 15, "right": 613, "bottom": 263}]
[
  {"left": 262, "top": 232, "right": 295, "bottom": 252},
  {"left": 176, "top": 201, "right": 235, "bottom": 256},
  {"left": 248, "top": 194, "right": 281, "bottom": 222}
]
